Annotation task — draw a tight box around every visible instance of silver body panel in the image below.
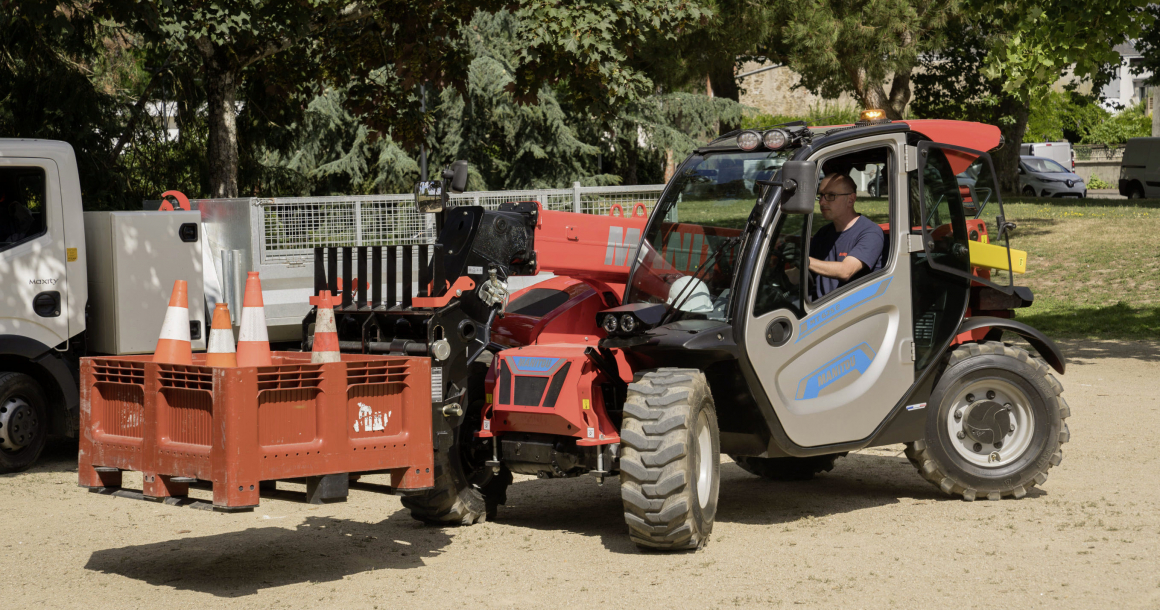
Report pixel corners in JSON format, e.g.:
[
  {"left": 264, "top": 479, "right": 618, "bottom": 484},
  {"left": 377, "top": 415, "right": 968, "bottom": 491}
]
[{"left": 742, "top": 134, "right": 916, "bottom": 447}]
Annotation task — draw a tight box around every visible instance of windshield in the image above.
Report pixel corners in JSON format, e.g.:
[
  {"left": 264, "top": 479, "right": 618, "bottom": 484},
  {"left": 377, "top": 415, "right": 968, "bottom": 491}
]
[
  {"left": 625, "top": 149, "right": 791, "bottom": 320},
  {"left": 1023, "top": 157, "right": 1069, "bottom": 173}
]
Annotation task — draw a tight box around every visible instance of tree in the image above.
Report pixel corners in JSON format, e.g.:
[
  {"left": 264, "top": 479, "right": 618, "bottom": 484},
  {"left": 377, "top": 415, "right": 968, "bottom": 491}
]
[
  {"left": 95, "top": 1, "right": 383, "bottom": 198},
  {"left": 760, "top": 0, "right": 961, "bottom": 120},
  {"left": 913, "top": 1, "right": 1150, "bottom": 191}
]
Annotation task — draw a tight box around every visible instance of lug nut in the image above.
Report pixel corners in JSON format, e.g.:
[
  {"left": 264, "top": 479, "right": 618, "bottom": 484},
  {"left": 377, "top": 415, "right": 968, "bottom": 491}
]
[
  {"left": 954, "top": 410, "right": 963, "bottom": 421},
  {"left": 966, "top": 393, "right": 975, "bottom": 402},
  {"left": 994, "top": 441, "right": 1003, "bottom": 449},
  {"left": 957, "top": 431, "right": 966, "bottom": 439},
  {"left": 973, "top": 442, "right": 983, "bottom": 452},
  {"left": 987, "top": 390, "right": 996, "bottom": 400}
]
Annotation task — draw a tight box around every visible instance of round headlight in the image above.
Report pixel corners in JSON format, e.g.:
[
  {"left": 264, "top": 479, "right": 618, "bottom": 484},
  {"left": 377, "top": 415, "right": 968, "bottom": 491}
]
[
  {"left": 620, "top": 314, "right": 637, "bottom": 333},
  {"left": 602, "top": 315, "right": 618, "bottom": 334},
  {"left": 763, "top": 129, "right": 789, "bottom": 150},
  {"left": 737, "top": 130, "right": 761, "bottom": 151}
]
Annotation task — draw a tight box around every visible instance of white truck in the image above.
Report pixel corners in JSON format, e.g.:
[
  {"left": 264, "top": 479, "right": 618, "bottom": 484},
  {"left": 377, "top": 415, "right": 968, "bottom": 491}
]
[
  {"left": 1019, "top": 141, "right": 1074, "bottom": 170},
  {"left": 0, "top": 139, "right": 207, "bottom": 472}
]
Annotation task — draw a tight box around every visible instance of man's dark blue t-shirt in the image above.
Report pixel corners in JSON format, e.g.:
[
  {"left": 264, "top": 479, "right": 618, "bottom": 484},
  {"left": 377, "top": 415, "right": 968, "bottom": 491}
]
[{"left": 809, "top": 215, "right": 885, "bottom": 298}]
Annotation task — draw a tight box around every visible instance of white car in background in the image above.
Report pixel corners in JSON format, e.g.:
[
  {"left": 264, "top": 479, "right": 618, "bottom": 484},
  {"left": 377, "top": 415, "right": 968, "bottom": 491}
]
[{"left": 1019, "top": 155, "right": 1086, "bottom": 198}]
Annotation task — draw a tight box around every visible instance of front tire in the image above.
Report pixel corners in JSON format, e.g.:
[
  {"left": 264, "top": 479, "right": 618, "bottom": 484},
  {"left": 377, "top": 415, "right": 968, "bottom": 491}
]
[
  {"left": 1021, "top": 185, "right": 1036, "bottom": 197},
  {"left": 907, "top": 342, "right": 1069, "bottom": 501},
  {"left": 731, "top": 453, "right": 846, "bottom": 481},
  {"left": 619, "top": 368, "right": 720, "bottom": 551},
  {"left": 401, "top": 397, "right": 512, "bottom": 525},
  {"left": 0, "top": 373, "right": 49, "bottom": 474}
]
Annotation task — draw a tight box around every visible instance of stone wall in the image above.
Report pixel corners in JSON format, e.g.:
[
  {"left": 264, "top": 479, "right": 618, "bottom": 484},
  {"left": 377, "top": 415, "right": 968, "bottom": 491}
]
[
  {"left": 1073, "top": 160, "right": 1121, "bottom": 187},
  {"left": 737, "top": 61, "right": 857, "bottom": 117}
]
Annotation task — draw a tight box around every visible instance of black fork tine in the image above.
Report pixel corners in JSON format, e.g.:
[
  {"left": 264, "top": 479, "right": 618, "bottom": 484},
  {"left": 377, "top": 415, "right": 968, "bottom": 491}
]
[
  {"left": 342, "top": 246, "right": 352, "bottom": 309},
  {"left": 372, "top": 246, "right": 382, "bottom": 309},
  {"left": 387, "top": 245, "right": 397, "bottom": 309},
  {"left": 314, "top": 247, "right": 326, "bottom": 295},
  {"left": 357, "top": 246, "right": 368, "bottom": 309},
  {"left": 402, "top": 244, "right": 413, "bottom": 308}
]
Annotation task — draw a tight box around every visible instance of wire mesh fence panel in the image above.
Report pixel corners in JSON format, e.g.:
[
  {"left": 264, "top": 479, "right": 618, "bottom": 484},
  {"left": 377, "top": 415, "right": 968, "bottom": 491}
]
[
  {"left": 578, "top": 186, "right": 665, "bottom": 217},
  {"left": 253, "top": 185, "right": 665, "bottom": 265}
]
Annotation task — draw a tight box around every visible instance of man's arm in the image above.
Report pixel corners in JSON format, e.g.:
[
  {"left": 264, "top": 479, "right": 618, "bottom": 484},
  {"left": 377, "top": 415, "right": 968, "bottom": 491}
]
[
  {"left": 807, "top": 256, "right": 865, "bottom": 281},
  {"left": 808, "top": 227, "right": 884, "bottom": 281}
]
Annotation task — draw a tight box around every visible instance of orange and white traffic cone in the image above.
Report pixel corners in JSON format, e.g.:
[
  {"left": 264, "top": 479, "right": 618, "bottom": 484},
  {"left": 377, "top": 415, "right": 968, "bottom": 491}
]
[
  {"left": 310, "top": 290, "right": 341, "bottom": 364},
  {"left": 205, "top": 303, "right": 237, "bottom": 367},
  {"left": 154, "top": 280, "right": 193, "bottom": 365},
  {"left": 236, "top": 272, "right": 273, "bottom": 367}
]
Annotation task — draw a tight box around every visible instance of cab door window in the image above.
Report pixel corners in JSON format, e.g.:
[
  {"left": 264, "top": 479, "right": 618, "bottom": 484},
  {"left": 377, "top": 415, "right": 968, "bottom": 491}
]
[
  {"left": 805, "top": 146, "right": 893, "bottom": 304},
  {"left": 0, "top": 167, "right": 48, "bottom": 251}
]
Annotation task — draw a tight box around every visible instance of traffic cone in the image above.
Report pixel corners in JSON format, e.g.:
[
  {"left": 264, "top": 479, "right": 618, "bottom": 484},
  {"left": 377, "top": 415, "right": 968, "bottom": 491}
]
[
  {"left": 310, "top": 290, "right": 341, "bottom": 364},
  {"left": 205, "top": 303, "right": 237, "bottom": 367},
  {"left": 154, "top": 280, "right": 193, "bottom": 365},
  {"left": 236, "top": 272, "right": 272, "bottom": 367}
]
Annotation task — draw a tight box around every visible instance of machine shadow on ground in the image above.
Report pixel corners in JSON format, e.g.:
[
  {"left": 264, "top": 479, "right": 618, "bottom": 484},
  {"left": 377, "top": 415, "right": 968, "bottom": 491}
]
[
  {"left": 84, "top": 511, "right": 451, "bottom": 597},
  {"left": 0, "top": 438, "right": 79, "bottom": 478},
  {"left": 492, "top": 452, "right": 958, "bottom": 554}
]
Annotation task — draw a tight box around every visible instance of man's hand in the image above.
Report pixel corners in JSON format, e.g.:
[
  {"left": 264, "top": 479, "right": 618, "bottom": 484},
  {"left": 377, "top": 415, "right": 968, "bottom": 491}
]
[{"left": 779, "top": 241, "right": 800, "bottom": 267}]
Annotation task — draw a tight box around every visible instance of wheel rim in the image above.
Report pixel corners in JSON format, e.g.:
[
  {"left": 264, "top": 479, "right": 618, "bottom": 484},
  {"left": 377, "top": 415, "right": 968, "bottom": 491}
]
[
  {"left": 944, "top": 378, "right": 1035, "bottom": 468},
  {"left": 0, "top": 396, "right": 37, "bottom": 452},
  {"left": 695, "top": 416, "right": 712, "bottom": 509}
]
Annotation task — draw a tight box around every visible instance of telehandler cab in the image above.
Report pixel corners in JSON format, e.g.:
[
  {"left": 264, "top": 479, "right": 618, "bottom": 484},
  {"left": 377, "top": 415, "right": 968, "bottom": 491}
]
[{"left": 306, "top": 114, "right": 1069, "bottom": 550}]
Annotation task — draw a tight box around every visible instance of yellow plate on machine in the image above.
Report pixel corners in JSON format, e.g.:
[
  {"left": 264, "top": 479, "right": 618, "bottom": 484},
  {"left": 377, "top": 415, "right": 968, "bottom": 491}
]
[{"left": 969, "top": 241, "right": 1026, "bottom": 274}]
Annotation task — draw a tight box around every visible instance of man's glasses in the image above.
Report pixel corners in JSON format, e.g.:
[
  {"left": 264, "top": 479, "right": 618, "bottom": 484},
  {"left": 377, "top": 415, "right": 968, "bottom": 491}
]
[{"left": 817, "top": 192, "right": 854, "bottom": 202}]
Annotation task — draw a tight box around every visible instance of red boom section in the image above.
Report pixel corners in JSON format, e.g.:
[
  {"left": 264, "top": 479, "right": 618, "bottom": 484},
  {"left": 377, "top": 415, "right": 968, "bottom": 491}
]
[{"left": 533, "top": 207, "right": 648, "bottom": 284}]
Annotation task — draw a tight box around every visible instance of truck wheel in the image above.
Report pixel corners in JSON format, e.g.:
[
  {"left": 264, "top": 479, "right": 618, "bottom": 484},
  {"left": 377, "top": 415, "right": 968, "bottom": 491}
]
[
  {"left": 0, "top": 373, "right": 49, "bottom": 474},
  {"left": 620, "top": 368, "right": 720, "bottom": 551},
  {"left": 401, "top": 399, "right": 512, "bottom": 525},
  {"left": 1128, "top": 183, "right": 1145, "bottom": 199},
  {"left": 730, "top": 453, "right": 846, "bottom": 481},
  {"left": 906, "top": 342, "right": 1069, "bottom": 501}
]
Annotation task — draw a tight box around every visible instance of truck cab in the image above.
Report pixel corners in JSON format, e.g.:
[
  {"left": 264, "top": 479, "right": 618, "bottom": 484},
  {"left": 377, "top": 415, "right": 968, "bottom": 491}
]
[{"left": 0, "top": 139, "right": 88, "bottom": 471}]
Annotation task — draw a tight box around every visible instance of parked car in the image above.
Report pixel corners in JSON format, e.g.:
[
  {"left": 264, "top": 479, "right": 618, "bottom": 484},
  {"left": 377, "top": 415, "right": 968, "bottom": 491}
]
[
  {"left": 1019, "top": 155, "right": 1086, "bottom": 198},
  {"left": 1020, "top": 141, "right": 1074, "bottom": 170},
  {"left": 1119, "top": 137, "right": 1160, "bottom": 199}
]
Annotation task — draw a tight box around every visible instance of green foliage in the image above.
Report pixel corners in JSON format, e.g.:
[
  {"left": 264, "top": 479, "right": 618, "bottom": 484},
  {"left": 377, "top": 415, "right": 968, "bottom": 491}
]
[
  {"left": 760, "top": 0, "right": 960, "bottom": 119},
  {"left": 1086, "top": 176, "right": 1112, "bottom": 189},
  {"left": 1025, "top": 91, "right": 1108, "bottom": 143},
  {"left": 248, "top": 10, "right": 745, "bottom": 193},
  {"left": 0, "top": 1, "right": 128, "bottom": 209},
  {"left": 1082, "top": 101, "right": 1152, "bottom": 146},
  {"left": 973, "top": 0, "right": 1151, "bottom": 102},
  {"left": 742, "top": 102, "right": 862, "bottom": 130}
]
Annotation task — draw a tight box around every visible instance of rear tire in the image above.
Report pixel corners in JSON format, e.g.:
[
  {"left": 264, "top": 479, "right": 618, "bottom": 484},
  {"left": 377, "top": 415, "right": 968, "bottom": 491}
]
[
  {"left": 619, "top": 368, "right": 720, "bottom": 551},
  {"left": 731, "top": 453, "right": 846, "bottom": 481},
  {"left": 0, "top": 373, "right": 49, "bottom": 474},
  {"left": 906, "top": 342, "right": 1069, "bottom": 501}
]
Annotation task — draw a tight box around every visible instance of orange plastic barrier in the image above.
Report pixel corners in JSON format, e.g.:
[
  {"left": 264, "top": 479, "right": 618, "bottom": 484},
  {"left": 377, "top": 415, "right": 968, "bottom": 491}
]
[{"left": 77, "top": 352, "right": 434, "bottom": 510}]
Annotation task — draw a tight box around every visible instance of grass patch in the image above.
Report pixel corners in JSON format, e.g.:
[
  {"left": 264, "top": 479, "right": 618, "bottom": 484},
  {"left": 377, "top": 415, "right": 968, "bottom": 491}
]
[{"left": 1000, "top": 197, "right": 1160, "bottom": 339}]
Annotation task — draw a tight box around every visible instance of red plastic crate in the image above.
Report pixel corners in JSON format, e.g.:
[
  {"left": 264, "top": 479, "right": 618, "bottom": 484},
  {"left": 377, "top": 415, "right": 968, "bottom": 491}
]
[{"left": 78, "top": 352, "right": 434, "bottom": 509}]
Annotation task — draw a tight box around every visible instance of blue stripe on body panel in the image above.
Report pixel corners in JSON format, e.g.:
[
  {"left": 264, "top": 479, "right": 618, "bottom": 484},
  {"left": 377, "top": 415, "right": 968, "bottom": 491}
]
[{"left": 796, "top": 277, "right": 892, "bottom": 343}]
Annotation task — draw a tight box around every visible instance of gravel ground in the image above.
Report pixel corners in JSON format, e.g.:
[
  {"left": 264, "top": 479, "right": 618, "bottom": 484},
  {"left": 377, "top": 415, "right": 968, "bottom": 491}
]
[{"left": 2, "top": 340, "right": 1158, "bottom": 609}]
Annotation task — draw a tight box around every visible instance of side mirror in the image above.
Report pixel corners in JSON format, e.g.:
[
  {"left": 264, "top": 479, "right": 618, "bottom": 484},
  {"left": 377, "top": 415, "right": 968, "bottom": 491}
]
[
  {"left": 415, "top": 180, "right": 444, "bottom": 213},
  {"left": 1017, "top": 166, "right": 1025, "bottom": 174},
  {"left": 443, "top": 160, "right": 469, "bottom": 194},
  {"left": 780, "top": 160, "right": 817, "bottom": 214}
]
